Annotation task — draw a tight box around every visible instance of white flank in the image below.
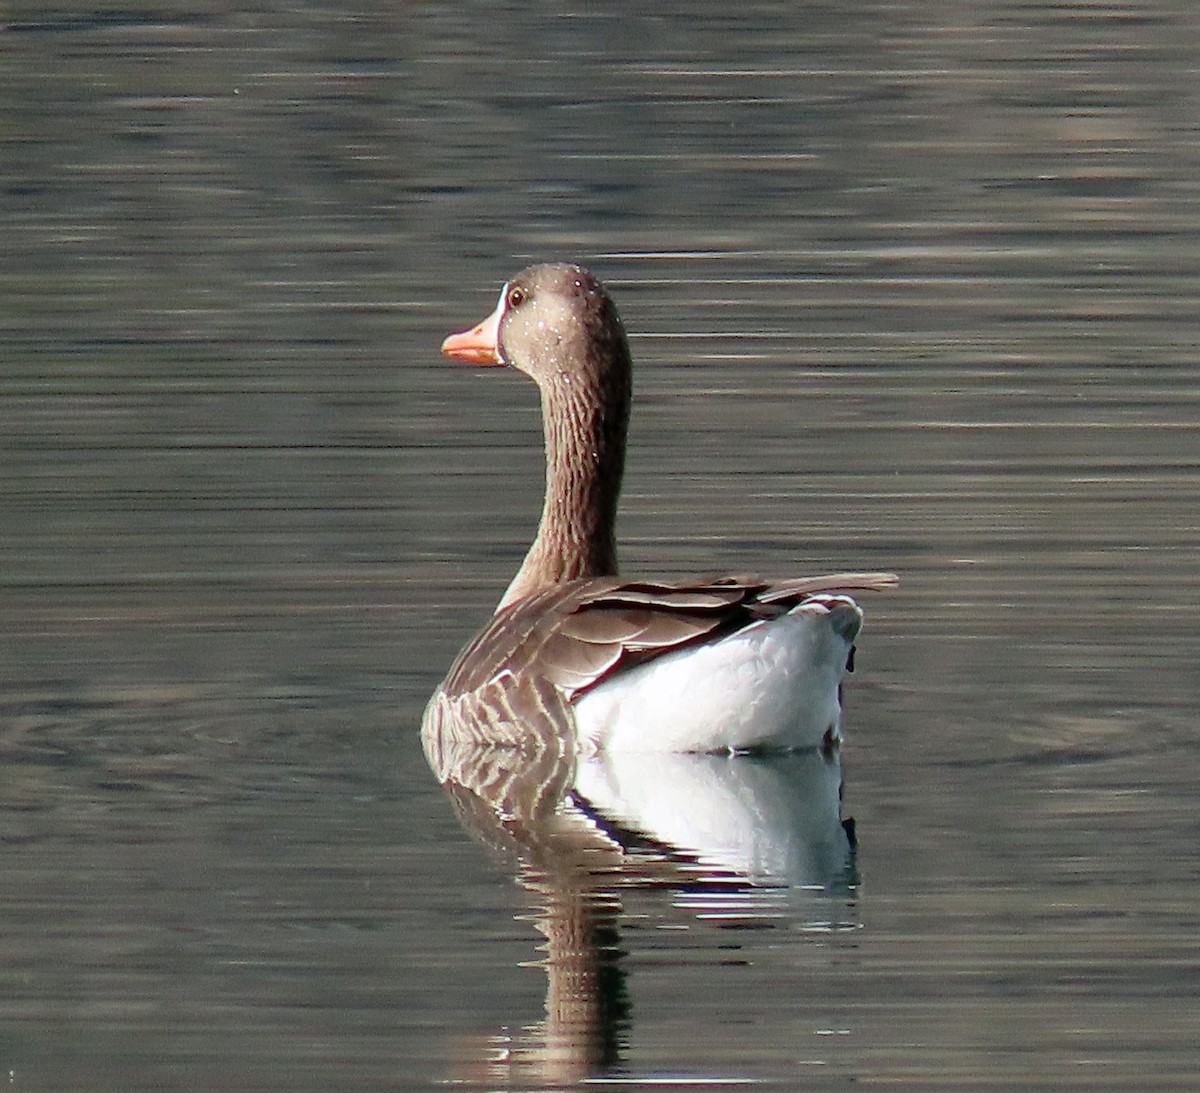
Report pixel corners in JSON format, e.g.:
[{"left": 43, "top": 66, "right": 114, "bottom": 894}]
[{"left": 572, "top": 597, "right": 861, "bottom": 753}]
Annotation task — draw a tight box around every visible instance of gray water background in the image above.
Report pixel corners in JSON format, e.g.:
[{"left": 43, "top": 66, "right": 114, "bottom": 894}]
[{"left": 2, "top": 2, "right": 1198, "bottom": 1088}]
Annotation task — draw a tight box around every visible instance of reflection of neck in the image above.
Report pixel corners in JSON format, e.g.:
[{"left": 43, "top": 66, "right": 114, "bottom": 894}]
[
  {"left": 532, "top": 883, "right": 627, "bottom": 1081},
  {"left": 499, "top": 375, "right": 626, "bottom": 611}
]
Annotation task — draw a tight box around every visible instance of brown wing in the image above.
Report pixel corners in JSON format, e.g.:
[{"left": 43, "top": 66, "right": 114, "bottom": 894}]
[{"left": 438, "top": 571, "right": 897, "bottom": 702}]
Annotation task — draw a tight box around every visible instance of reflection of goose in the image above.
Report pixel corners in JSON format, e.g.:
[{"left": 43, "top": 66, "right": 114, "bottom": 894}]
[
  {"left": 424, "top": 263, "right": 896, "bottom": 754},
  {"left": 424, "top": 737, "right": 853, "bottom": 894},
  {"left": 425, "top": 735, "right": 857, "bottom": 1084}
]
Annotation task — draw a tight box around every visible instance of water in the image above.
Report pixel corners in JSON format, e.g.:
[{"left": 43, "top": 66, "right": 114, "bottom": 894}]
[{"left": 2, "top": 1, "right": 1199, "bottom": 1088}]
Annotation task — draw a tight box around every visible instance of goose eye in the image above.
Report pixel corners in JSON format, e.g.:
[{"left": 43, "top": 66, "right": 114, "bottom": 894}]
[{"left": 506, "top": 286, "right": 527, "bottom": 309}]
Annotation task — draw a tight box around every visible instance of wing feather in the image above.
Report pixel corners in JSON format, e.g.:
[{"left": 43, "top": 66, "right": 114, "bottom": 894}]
[{"left": 438, "top": 571, "right": 898, "bottom": 711}]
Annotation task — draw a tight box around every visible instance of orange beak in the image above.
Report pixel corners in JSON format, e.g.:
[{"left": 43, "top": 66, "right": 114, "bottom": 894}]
[{"left": 441, "top": 298, "right": 505, "bottom": 365}]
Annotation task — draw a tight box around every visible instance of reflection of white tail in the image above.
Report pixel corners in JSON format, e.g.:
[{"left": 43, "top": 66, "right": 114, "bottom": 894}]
[{"left": 573, "top": 749, "right": 853, "bottom": 889}]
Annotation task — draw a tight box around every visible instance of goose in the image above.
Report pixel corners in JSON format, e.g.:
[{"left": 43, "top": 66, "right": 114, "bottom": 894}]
[{"left": 421, "top": 264, "right": 896, "bottom": 756}]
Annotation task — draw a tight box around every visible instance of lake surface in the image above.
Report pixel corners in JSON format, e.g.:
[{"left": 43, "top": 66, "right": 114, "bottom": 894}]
[{"left": 2, "top": 1, "right": 1199, "bottom": 1089}]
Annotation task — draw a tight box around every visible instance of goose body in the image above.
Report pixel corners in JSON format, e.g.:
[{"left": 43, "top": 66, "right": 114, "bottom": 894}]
[{"left": 422, "top": 264, "right": 895, "bottom": 755}]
